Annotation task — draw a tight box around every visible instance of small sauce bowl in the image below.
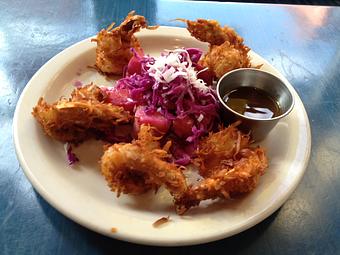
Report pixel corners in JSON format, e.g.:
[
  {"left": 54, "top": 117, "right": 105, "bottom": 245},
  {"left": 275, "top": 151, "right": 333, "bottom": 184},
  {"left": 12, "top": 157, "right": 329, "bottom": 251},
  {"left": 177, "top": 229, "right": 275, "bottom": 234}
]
[{"left": 216, "top": 68, "right": 295, "bottom": 141}]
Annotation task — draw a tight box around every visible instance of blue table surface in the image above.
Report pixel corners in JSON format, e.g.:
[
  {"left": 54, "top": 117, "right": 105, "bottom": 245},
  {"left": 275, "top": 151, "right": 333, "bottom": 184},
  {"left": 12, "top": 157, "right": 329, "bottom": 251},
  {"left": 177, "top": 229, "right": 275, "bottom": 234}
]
[{"left": 1, "top": 0, "right": 339, "bottom": 254}]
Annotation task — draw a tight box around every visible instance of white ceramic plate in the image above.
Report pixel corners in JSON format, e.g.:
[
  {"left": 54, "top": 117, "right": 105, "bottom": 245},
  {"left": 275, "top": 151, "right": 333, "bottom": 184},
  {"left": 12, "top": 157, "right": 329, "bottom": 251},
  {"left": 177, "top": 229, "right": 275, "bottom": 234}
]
[{"left": 13, "top": 27, "right": 311, "bottom": 246}]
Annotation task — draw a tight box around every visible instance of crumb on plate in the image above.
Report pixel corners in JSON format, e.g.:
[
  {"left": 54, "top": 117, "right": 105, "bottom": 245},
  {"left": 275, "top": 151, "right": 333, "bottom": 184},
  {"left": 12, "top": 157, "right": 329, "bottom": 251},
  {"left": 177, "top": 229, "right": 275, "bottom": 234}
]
[{"left": 152, "top": 216, "right": 170, "bottom": 228}]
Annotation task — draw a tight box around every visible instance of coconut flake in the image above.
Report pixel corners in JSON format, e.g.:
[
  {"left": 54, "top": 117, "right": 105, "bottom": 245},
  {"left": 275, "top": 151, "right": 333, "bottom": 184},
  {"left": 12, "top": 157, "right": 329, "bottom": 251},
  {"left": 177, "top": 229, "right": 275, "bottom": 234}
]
[
  {"left": 197, "top": 113, "right": 204, "bottom": 122},
  {"left": 146, "top": 49, "right": 209, "bottom": 92}
]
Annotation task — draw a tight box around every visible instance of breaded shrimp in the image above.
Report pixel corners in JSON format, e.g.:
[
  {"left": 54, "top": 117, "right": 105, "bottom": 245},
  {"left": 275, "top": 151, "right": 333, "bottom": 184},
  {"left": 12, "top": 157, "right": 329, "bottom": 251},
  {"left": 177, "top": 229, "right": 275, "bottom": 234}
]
[
  {"left": 177, "top": 18, "right": 244, "bottom": 46},
  {"left": 195, "top": 122, "right": 251, "bottom": 177},
  {"left": 199, "top": 41, "right": 251, "bottom": 78},
  {"left": 101, "top": 125, "right": 188, "bottom": 197},
  {"left": 179, "top": 18, "right": 251, "bottom": 78},
  {"left": 174, "top": 124, "right": 268, "bottom": 214},
  {"left": 176, "top": 147, "right": 268, "bottom": 214},
  {"left": 32, "top": 84, "right": 131, "bottom": 143},
  {"left": 93, "top": 11, "right": 149, "bottom": 75}
]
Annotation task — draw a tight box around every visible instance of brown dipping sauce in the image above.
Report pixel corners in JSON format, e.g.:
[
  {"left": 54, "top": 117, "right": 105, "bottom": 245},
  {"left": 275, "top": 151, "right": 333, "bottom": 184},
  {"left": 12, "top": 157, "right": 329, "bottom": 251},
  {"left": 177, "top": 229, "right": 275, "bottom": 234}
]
[{"left": 223, "top": 87, "right": 282, "bottom": 119}]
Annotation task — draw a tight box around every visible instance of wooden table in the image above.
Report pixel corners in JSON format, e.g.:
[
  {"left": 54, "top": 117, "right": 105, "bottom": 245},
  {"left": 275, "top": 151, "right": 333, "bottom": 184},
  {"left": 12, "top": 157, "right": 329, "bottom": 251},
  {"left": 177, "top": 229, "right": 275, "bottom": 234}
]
[{"left": 0, "top": 0, "right": 339, "bottom": 254}]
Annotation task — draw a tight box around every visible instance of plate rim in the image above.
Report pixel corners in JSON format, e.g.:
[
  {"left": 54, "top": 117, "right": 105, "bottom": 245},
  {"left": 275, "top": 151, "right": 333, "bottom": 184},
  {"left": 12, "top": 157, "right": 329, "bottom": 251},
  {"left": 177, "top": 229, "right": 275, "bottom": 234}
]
[{"left": 13, "top": 26, "right": 311, "bottom": 246}]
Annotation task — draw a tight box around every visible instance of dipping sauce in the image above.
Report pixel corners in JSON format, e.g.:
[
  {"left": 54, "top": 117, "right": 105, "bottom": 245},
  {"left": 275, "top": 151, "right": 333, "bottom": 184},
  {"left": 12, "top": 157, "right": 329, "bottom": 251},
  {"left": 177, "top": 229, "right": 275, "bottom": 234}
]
[{"left": 223, "top": 87, "right": 281, "bottom": 119}]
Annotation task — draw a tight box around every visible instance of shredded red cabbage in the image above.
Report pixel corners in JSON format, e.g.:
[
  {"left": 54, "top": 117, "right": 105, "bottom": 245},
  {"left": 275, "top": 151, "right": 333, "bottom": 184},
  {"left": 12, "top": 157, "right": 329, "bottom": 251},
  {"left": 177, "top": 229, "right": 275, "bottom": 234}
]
[
  {"left": 104, "top": 48, "right": 220, "bottom": 165},
  {"left": 73, "top": 80, "right": 83, "bottom": 88},
  {"left": 66, "top": 143, "right": 79, "bottom": 165}
]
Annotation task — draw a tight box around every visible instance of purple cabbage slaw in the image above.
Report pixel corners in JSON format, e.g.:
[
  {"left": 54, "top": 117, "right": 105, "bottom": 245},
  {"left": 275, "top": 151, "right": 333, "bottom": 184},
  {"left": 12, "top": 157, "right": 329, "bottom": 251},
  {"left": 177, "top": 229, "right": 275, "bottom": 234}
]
[
  {"left": 104, "top": 48, "right": 220, "bottom": 165},
  {"left": 65, "top": 143, "right": 79, "bottom": 165}
]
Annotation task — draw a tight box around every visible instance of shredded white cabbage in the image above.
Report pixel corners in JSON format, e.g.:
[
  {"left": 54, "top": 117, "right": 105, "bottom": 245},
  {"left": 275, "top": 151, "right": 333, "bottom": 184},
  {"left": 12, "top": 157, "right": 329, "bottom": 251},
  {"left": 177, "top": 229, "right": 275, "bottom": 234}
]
[
  {"left": 197, "top": 113, "right": 204, "bottom": 122},
  {"left": 146, "top": 49, "right": 209, "bottom": 92}
]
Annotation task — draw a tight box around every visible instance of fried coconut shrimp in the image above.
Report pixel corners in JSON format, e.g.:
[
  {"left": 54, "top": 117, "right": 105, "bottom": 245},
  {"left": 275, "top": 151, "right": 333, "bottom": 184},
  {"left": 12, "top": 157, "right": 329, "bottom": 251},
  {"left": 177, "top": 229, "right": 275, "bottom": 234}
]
[
  {"left": 32, "top": 84, "right": 131, "bottom": 143},
  {"left": 93, "top": 11, "right": 151, "bottom": 75},
  {"left": 175, "top": 124, "right": 268, "bottom": 214},
  {"left": 179, "top": 18, "right": 251, "bottom": 78},
  {"left": 195, "top": 122, "right": 252, "bottom": 177},
  {"left": 101, "top": 125, "right": 188, "bottom": 197},
  {"left": 100, "top": 123, "right": 268, "bottom": 214}
]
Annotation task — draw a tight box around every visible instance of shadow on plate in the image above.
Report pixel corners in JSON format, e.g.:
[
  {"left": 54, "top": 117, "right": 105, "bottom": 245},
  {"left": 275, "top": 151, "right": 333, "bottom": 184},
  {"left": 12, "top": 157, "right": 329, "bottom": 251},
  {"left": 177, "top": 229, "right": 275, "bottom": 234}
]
[
  {"left": 72, "top": 139, "right": 105, "bottom": 173},
  {"left": 35, "top": 190, "right": 280, "bottom": 253},
  {"left": 65, "top": 140, "right": 256, "bottom": 216},
  {"left": 121, "top": 188, "right": 248, "bottom": 215}
]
